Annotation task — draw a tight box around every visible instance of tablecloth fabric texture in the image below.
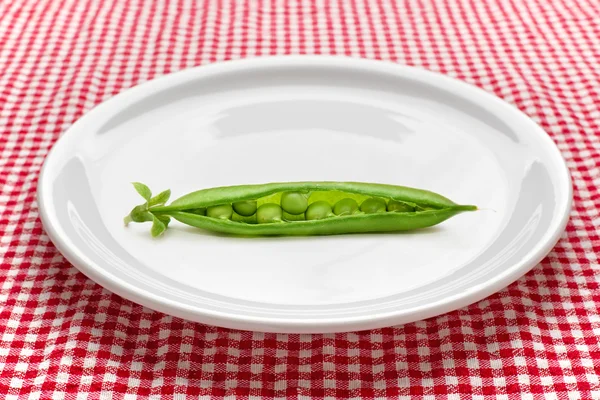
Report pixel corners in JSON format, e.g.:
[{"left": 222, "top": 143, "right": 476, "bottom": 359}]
[{"left": 1, "top": 0, "right": 599, "bottom": 398}]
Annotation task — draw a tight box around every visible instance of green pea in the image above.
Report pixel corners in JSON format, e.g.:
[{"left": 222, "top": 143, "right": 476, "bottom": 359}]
[
  {"left": 305, "top": 201, "right": 333, "bottom": 220},
  {"left": 232, "top": 212, "right": 257, "bottom": 224},
  {"left": 233, "top": 200, "right": 257, "bottom": 216},
  {"left": 282, "top": 211, "right": 305, "bottom": 222},
  {"left": 256, "top": 203, "right": 283, "bottom": 224},
  {"left": 281, "top": 192, "right": 308, "bottom": 215},
  {"left": 207, "top": 204, "right": 233, "bottom": 219},
  {"left": 333, "top": 198, "right": 359, "bottom": 216},
  {"left": 360, "top": 198, "right": 386, "bottom": 214},
  {"left": 387, "top": 200, "right": 415, "bottom": 212}
]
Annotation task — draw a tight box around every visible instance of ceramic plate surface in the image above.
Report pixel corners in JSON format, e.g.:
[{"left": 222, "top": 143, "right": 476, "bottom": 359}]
[{"left": 37, "top": 56, "right": 572, "bottom": 333}]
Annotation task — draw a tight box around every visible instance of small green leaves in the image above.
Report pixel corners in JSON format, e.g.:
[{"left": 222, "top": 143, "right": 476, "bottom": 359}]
[
  {"left": 130, "top": 204, "right": 153, "bottom": 223},
  {"left": 151, "top": 215, "right": 167, "bottom": 237},
  {"left": 156, "top": 215, "right": 171, "bottom": 227},
  {"left": 132, "top": 182, "right": 152, "bottom": 201},
  {"left": 124, "top": 204, "right": 153, "bottom": 226},
  {"left": 125, "top": 183, "right": 173, "bottom": 237},
  {"left": 148, "top": 189, "right": 171, "bottom": 207}
]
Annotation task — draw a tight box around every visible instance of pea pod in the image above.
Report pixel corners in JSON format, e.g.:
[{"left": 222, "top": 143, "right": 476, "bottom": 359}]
[{"left": 124, "top": 181, "right": 477, "bottom": 237}]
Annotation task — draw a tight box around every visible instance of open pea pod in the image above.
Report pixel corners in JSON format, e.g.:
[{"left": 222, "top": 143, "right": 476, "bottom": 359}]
[{"left": 124, "top": 181, "right": 477, "bottom": 237}]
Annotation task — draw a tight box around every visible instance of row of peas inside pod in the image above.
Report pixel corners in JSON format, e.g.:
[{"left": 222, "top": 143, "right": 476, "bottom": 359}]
[{"left": 186, "top": 191, "right": 418, "bottom": 224}]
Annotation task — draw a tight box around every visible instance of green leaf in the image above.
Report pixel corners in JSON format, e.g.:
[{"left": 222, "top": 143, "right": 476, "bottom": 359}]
[
  {"left": 148, "top": 189, "right": 171, "bottom": 207},
  {"left": 130, "top": 205, "right": 153, "bottom": 223},
  {"left": 132, "top": 182, "right": 152, "bottom": 201},
  {"left": 123, "top": 215, "right": 133, "bottom": 226},
  {"left": 156, "top": 215, "right": 171, "bottom": 227},
  {"left": 151, "top": 215, "right": 167, "bottom": 237}
]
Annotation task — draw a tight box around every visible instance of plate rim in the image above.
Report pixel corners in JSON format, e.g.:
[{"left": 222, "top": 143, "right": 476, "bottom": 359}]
[{"left": 37, "top": 55, "right": 573, "bottom": 333}]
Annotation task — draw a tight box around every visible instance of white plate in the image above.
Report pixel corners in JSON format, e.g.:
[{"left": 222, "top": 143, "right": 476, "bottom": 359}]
[{"left": 37, "top": 56, "right": 572, "bottom": 333}]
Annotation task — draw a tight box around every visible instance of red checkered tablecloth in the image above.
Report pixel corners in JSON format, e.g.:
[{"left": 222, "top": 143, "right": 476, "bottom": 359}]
[{"left": 1, "top": 0, "right": 599, "bottom": 398}]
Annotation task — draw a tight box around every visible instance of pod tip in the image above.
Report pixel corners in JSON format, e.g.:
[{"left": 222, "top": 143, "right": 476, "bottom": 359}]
[{"left": 454, "top": 205, "right": 478, "bottom": 212}]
